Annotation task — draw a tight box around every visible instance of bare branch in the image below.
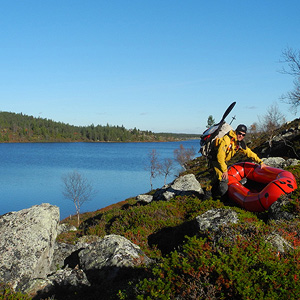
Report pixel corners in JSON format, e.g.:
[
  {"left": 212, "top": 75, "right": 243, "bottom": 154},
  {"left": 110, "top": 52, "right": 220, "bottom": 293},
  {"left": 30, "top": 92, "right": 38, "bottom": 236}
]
[
  {"left": 258, "top": 102, "right": 286, "bottom": 134},
  {"left": 147, "top": 149, "right": 161, "bottom": 190},
  {"left": 174, "top": 144, "right": 195, "bottom": 169},
  {"left": 160, "top": 158, "right": 174, "bottom": 185},
  {"left": 279, "top": 47, "right": 300, "bottom": 114},
  {"left": 279, "top": 47, "right": 300, "bottom": 76},
  {"left": 62, "top": 170, "right": 95, "bottom": 226}
]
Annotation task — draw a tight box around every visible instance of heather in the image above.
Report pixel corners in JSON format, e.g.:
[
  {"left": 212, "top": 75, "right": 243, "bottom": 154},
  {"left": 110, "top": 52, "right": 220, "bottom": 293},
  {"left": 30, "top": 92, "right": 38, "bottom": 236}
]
[
  {"left": 52, "top": 160, "right": 300, "bottom": 299},
  {"left": 2, "top": 119, "right": 300, "bottom": 299},
  {"left": 3, "top": 163, "right": 300, "bottom": 299}
]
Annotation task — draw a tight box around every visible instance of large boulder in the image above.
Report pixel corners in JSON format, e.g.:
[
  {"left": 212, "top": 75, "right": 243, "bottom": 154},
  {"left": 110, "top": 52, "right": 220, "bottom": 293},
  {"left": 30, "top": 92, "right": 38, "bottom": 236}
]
[
  {"left": 268, "top": 195, "right": 297, "bottom": 221},
  {"left": 149, "top": 208, "right": 239, "bottom": 255},
  {"left": 136, "top": 194, "right": 153, "bottom": 204},
  {"left": 195, "top": 208, "right": 239, "bottom": 232},
  {"left": 170, "top": 174, "right": 203, "bottom": 194},
  {"left": 26, "top": 235, "right": 151, "bottom": 297},
  {"left": 0, "top": 203, "right": 60, "bottom": 291},
  {"left": 78, "top": 234, "right": 151, "bottom": 284},
  {"left": 152, "top": 174, "right": 204, "bottom": 201},
  {"left": 50, "top": 235, "right": 101, "bottom": 273},
  {"left": 24, "top": 268, "right": 91, "bottom": 298},
  {"left": 253, "top": 119, "right": 300, "bottom": 158},
  {"left": 262, "top": 157, "right": 299, "bottom": 168},
  {"left": 137, "top": 174, "right": 204, "bottom": 203}
]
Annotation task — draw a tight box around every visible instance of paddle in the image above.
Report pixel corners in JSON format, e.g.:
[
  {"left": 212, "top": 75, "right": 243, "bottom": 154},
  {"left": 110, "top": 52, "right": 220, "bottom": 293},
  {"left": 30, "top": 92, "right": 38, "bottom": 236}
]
[{"left": 217, "top": 101, "right": 236, "bottom": 125}]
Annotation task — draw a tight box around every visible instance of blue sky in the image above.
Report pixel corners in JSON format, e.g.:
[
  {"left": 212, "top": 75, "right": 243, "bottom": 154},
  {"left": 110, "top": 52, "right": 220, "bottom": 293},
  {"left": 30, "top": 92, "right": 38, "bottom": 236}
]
[{"left": 0, "top": 1, "right": 299, "bottom": 133}]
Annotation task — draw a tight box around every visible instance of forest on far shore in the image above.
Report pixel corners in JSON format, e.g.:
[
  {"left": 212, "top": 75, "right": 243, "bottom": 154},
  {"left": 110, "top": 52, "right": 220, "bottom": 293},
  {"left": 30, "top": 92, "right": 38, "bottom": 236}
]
[{"left": 0, "top": 111, "right": 198, "bottom": 143}]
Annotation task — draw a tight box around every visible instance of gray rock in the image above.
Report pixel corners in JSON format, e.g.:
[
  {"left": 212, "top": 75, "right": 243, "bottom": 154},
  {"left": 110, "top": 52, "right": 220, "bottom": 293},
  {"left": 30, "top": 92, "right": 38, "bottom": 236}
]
[
  {"left": 136, "top": 194, "right": 153, "bottom": 203},
  {"left": 50, "top": 243, "right": 77, "bottom": 273},
  {"left": 162, "top": 190, "right": 176, "bottom": 201},
  {"left": 24, "top": 268, "right": 90, "bottom": 297},
  {"left": 23, "top": 278, "right": 53, "bottom": 298},
  {"left": 0, "top": 203, "right": 60, "bottom": 291},
  {"left": 154, "top": 174, "right": 204, "bottom": 201},
  {"left": 262, "top": 157, "right": 286, "bottom": 168},
  {"left": 170, "top": 174, "right": 203, "bottom": 195},
  {"left": 195, "top": 208, "right": 239, "bottom": 232},
  {"left": 50, "top": 236, "right": 101, "bottom": 273},
  {"left": 286, "top": 158, "right": 300, "bottom": 166},
  {"left": 57, "top": 223, "right": 77, "bottom": 235},
  {"left": 79, "top": 234, "right": 150, "bottom": 269},
  {"left": 265, "top": 233, "right": 293, "bottom": 253},
  {"left": 79, "top": 234, "right": 151, "bottom": 282},
  {"left": 49, "top": 267, "right": 90, "bottom": 288},
  {"left": 268, "top": 196, "right": 296, "bottom": 221},
  {"left": 262, "top": 157, "right": 299, "bottom": 168},
  {"left": 148, "top": 208, "right": 240, "bottom": 255}
]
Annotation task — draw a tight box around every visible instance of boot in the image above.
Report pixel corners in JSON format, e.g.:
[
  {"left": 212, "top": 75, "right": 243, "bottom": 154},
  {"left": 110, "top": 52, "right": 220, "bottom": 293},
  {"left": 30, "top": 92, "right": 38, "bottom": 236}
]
[
  {"left": 203, "top": 186, "right": 213, "bottom": 200},
  {"left": 219, "top": 179, "right": 229, "bottom": 196}
]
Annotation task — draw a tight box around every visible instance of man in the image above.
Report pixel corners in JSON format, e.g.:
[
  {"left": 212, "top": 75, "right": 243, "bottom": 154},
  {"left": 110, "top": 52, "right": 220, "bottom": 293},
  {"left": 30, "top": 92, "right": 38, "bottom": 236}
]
[{"left": 207, "top": 124, "right": 266, "bottom": 197}]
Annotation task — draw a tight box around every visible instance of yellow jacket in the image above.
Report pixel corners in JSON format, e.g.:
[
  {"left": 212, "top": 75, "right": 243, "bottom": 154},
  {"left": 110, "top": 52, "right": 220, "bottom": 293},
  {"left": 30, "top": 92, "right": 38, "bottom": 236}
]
[{"left": 214, "top": 130, "right": 262, "bottom": 173}]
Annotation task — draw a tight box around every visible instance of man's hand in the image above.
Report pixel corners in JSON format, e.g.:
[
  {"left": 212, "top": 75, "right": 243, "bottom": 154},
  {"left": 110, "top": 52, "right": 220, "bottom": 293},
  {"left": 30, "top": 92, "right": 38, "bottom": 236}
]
[{"left": 222, "top": 171, "right": 228, "bottom": 180}]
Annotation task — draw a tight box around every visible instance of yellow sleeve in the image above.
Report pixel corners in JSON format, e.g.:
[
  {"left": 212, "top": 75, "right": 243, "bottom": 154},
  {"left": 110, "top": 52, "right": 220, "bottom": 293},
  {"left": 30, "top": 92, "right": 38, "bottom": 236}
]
[
  {"left": 241, "top": 147, "right": 263, "bottom": 164},
  {"left": 216, "top": 135, "right": 230, "bottom": 173}
]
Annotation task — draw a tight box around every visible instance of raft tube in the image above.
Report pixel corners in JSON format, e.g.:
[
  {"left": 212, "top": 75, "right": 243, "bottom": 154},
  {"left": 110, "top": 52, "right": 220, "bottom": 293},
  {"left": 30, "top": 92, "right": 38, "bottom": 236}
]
[{"left": 227, "top": 162, "right": 297, "bottom": 212}]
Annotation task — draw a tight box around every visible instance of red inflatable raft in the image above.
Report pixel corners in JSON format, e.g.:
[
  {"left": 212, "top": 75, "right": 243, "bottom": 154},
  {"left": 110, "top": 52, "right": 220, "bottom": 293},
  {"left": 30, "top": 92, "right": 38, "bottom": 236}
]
[{"left": 227, "top": 162, "right": 297, "bottom": 212}]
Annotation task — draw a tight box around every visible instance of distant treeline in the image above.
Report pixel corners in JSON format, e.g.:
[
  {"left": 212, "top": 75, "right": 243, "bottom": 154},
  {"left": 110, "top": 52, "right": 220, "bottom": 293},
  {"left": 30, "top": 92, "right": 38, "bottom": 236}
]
[{"left": 0, "top": 112, "right": 198, "bottom": 143}]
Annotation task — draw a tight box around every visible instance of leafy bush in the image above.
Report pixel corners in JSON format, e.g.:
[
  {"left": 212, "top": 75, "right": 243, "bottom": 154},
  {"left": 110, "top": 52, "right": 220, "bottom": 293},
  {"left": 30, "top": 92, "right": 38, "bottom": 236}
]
[{"left": 132, "top": 235, "right": 300, "bottom": 299}]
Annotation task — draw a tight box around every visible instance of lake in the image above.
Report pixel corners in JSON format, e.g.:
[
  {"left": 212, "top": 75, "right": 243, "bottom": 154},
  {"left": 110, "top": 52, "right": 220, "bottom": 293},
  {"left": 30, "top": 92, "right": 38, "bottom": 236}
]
[{"left": 0, "top": 140, "right": 200, "bottom": 219}]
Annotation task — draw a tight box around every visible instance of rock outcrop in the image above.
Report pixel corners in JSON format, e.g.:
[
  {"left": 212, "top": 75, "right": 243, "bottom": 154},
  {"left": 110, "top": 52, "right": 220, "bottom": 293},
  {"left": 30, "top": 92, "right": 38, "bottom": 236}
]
[
  {"left": 148, "top": 208, "right": 240, "bottom": 255},
  {"left": 0, "top": 204, "right": 151, "bottom": 296},
  {"left": 26, "top": 233, "right": 152, "bottom": 297},
  {"left": 268, "top": 195, "right": 297, "bottom": 221},
  {"left": 0, "top": 155, "right": 298, "bottom": 298},
  {"left": 254, "top": 118, "right": 300, "bottom": 158},
  {"left": 0, "top": 203, "right": 60, "bottom": 291},
  {"left": 262, "top": 157, "right": 299, "bottom": 168},
  {"left": 78, "top": 234, "right": 152, "bottom": 284},
  {"left": 137, "top": 173, "right": 204, "bottom": 203},
  {"left": 195, "top": 208, "right": 239, "bottom": 232}
]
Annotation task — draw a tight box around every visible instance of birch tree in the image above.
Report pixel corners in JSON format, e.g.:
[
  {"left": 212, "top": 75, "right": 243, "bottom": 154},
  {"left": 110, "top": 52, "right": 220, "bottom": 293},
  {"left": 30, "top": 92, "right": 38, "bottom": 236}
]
[
  {"left": 160, "top": 158, "right": 174, "bottom": 185},
  {"left": 147, "top": 149, "right": 161, "bottom": 190},
  {"left": 280, "top": 47, "right": 300, "bottom": 114},
  {"left": 174, "top": 144, "right": 195, "bottom": 170},
  {"left": 62, "top": 170, "right": 95, "bottom": 226}
]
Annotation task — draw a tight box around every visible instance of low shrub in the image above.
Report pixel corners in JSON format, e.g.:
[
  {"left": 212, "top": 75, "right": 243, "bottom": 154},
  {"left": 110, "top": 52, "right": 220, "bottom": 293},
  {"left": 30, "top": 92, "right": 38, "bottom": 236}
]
[
  {"left": 0, "top": 284, "right": 31, "bottom": 300},
  {"left": 59, "top": 196, "right": 226, "bottom": 257},
  {"left": 131, "top": 234, "right": 300, "bottom": 299}
]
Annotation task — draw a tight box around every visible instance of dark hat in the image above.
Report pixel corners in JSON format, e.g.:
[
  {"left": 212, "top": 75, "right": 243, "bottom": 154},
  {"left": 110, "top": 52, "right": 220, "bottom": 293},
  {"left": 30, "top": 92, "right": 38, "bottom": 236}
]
[{"left": 236, "top": 124, "right": 247, "bottom": 133}]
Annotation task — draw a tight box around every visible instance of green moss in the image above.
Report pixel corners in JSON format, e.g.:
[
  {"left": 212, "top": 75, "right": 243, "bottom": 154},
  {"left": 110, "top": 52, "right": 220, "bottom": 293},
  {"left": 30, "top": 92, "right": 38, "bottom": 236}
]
[{"left": 0, "top": 284, "right": 31, "bottom": 300}]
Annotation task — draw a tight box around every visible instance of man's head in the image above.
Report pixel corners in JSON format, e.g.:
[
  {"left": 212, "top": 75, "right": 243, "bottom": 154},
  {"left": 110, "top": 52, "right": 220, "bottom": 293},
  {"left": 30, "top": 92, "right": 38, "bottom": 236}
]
[{"left": 236, "top": 124, "right": 247, "bottom": 141}]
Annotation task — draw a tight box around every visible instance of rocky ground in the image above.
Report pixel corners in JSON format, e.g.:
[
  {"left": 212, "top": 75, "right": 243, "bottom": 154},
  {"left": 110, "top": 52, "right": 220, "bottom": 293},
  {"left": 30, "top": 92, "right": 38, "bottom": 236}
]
[{"left": 0, "top": 118, "right": 299, "bottom": 299}]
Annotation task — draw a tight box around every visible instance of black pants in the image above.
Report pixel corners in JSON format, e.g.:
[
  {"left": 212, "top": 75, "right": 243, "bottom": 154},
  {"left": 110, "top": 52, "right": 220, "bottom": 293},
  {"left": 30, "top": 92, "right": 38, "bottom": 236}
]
[{"left": 208, "top": 160, "right": 229, "bottom": 196}]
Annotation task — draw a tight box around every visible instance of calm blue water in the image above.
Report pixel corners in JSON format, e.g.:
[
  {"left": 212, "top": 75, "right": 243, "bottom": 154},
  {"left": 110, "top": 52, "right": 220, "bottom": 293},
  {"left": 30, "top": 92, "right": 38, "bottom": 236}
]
[{"left": 0, "top": 140, "right": 200, "bottom": 219}]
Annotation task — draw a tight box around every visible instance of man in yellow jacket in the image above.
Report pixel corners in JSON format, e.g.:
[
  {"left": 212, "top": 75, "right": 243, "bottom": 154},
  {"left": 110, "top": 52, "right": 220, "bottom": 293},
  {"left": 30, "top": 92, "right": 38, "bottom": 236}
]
[{"left": 209, "top": 124, "right": 266, "bottom": 196}]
